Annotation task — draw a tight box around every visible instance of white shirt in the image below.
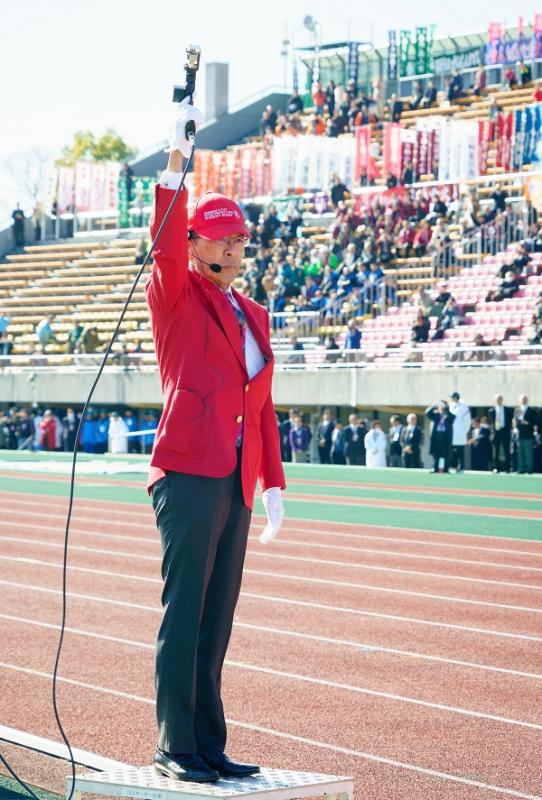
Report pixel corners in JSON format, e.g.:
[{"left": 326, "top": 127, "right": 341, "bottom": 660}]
[
  {"left": 158, "top": 171, "right": 266, "bottom": 381},
  {"left": 225, "top": 287, "right": 266, "bottom": 380},
  {"left": 494, "top": 405, "right": 505, "bottom": 428}
]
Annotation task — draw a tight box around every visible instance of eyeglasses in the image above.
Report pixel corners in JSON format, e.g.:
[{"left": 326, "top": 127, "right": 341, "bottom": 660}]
[{"left": 192, "top": 234, "right": 250, "bottom": 248}]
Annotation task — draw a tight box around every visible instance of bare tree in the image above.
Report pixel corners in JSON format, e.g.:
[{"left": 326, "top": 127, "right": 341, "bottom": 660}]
[{"left": 3, "top": 147, "right": 50, "bottom": 209}]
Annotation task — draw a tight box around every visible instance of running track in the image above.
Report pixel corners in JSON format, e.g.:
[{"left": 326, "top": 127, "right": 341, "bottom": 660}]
[{"left": 1, "top": 463, "right": 542, "bottom": 800}]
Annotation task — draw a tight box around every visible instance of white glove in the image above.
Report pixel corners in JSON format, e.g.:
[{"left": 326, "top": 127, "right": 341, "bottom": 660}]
[
  {"left": 167, "top": 97, "right": 205, "bottom": 158},
  {"left": 259, "top": 487, "right": 285, "bottom": 544}
]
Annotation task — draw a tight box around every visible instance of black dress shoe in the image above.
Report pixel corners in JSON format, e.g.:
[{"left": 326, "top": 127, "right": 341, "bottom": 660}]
[
  {"left": 154, "top": 748, "right": 220, "bottom": 782},
  {"left": 199, "top": 750, "right": 260, "bottom": 777}
]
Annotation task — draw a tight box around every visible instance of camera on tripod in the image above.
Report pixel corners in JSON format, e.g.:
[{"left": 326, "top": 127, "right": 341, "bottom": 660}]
[{"left": 172, "top": 45, "right": 201, "bottom": 103}]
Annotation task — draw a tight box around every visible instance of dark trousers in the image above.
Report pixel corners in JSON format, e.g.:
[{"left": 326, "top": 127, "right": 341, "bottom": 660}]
[
  {"left": 318, "top": 445, "right": 331, "bottom": 464},
  {"left": 151, "top": 455, "right": 251, "bottom": 754},
  {"left": 493, "top": 429, "right": 510, "bottom": 471},
  {"left": 518, "top": 438, "right": 534, "bottom": 474},
  {"left": 404, "top": 451, "right": 420, "bottom": 468},
  {"left": 451, "top": 445, "right": 465, "bottom": 470},
  {"left": 432, "top": 434, "right": 451, "bottom": 471}
]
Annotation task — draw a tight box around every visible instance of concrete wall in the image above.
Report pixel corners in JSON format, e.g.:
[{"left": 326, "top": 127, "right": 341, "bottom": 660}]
[{"left": 0, "top": 365, "right": 539, "bottom": 409}]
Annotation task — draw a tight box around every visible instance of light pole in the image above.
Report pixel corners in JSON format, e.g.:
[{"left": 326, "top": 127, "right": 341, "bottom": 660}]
[{"left": 303, "top": 15, "right": 321, "bottom": 84}]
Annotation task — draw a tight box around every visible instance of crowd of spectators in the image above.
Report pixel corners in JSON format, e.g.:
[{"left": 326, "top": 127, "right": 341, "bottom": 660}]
[
  {"left": 278, "top": 391, "right": 542, "bottom": 473},
  {"left": 0, "top": 406, "right": 158, "bottom": 454}
]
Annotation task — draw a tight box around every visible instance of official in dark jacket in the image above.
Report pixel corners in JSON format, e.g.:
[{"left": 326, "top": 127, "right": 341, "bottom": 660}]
[
  {"left": 343, "top": 413, "right": 366, "bottom": 465},
  {"left": 487, "top": 395, "right": 513, "bottom": 472},
  {"left": 400, "top": 413, "right": 422, "bottom": 468},
  {"left": 426, "top": 402, "right": 454, "bottom": 473}
]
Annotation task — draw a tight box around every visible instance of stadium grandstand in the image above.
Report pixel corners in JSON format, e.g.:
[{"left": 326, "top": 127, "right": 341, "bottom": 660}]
[{"left": 1, "top": 17, "right": 542, "bottom": 470}]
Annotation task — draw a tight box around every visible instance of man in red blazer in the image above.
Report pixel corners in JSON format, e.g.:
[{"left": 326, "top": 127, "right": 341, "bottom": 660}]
[{"left": 146, "top": 99, "right": 286, "bottom": 784}]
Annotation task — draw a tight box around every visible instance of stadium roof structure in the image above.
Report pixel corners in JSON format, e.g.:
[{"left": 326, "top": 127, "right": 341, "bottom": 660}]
[{"left": 295, "top": 22, "right": 535, "bottom": 85}]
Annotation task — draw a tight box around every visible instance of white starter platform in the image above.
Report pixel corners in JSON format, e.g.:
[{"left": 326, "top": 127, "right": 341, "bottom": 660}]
[{"left": 67, "top": 765, "right": 354, "bottom": 800}]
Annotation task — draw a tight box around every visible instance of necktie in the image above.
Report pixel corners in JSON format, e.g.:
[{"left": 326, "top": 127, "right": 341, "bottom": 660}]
[{"left": 225, "top": 292, "right": 246, "bottom": 447}]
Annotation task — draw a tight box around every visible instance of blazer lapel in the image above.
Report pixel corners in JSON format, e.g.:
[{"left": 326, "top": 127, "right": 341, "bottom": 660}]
[
  {"left": 233, "top": 289, "right": 273, "bottom": 361},
  {"left": 198, "top": 278, "right": 246, "bottom": 371}
]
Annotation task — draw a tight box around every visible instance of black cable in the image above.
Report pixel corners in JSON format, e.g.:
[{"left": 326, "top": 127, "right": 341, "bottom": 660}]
[
  {"left": 0, "top": 753, "right": 42, "bottom": 800},
  {"left": 0, "top": 141, "right": 195, "bottom": 800}
]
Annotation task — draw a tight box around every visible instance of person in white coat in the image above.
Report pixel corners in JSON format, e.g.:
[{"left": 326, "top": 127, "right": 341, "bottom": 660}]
[
  {"left": 449, "top": 391, "right": 472, "bottom": 472},
  {"left": 108, "top": 411, "right": 129, "bottom": 454},
  {"left": 364, "top": 420, "right": 388, "bottom": 468}
]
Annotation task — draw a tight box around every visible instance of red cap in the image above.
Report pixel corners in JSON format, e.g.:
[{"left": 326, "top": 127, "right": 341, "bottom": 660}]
[{"left": 188, "top": 191, "right": 250, "bottom": 240}]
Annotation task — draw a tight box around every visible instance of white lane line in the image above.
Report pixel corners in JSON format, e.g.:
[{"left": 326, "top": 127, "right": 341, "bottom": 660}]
[
  {"left": 2, "top": 578, "right": 540, "bottom": 644},
  {"left": 1, "top": 607, "right": 541, "bottom": 682},
  {"left": 2, "top": 617, "right": 541, "bottom": 731},
  {"left": 4, "top": 514, "right": 542, "bottom": 573},
  {"left": 0, "top": 660, "right": 540, "bottom": 800},
  {"left": 1, "top": 553, "right": 540, "bottom": 615},
  {"left": 3, "top": 495, "right": 542, "bottom": 547},
  {"left": 2, "top": 533, "right": 542, "bottom": 593}
]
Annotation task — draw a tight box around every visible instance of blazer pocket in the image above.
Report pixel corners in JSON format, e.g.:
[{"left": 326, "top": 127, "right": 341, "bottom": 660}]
[{"left": 163, "top": 389, "right": 213, "bottom": 458}]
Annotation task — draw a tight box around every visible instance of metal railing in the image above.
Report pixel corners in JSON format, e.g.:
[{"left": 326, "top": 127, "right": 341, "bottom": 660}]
[{"left": 1, "top": 344, "right": 541, "bottom": 373}]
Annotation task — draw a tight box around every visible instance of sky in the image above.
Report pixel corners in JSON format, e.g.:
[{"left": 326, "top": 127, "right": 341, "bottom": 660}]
[{"left": 1, "top": 0, "right": 542, "bottom": 223}]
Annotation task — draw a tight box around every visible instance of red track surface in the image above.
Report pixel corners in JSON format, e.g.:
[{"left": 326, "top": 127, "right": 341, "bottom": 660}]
[{"left": 1, "top": 494, "right": 542, "bottom": 800}]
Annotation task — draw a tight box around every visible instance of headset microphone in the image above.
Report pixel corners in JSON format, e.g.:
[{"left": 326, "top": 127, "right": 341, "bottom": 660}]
[{"left": 209, "top": 263, "right": 223, "bottom": 273}]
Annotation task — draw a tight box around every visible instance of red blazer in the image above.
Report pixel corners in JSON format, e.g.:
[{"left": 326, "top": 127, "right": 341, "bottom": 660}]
[{"left": 145, "top": 184, "right": 285, "bottom": 510}]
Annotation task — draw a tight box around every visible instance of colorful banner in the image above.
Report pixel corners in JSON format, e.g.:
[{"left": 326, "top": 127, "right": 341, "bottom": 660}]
[
  {"left": 383, "top": 123, "right": 403, "bottom": 181},
  {"left": 56, "top": 167, "right": 74, "bottom": 214},
  {"left": 271, "top": 135, "right": 356, "bottom": 196},
  {"left": 438, "top": 120, "right": 479, "bottom": 182},
  {"left": 347, "top": 42, "right": 359, "bottom": 93},
  {"left": 477, "top": 119, "right": 494, "bottom": 175},
  {"left": 104, "top": 162, "right": 121, "bottom": 210},
  {"left": 415, "top": 126, "right": 436, "bottom": 178},
  {"left": 400, "top": 129, "right": 417, "bottom": 180},
  {"left": 354, "top": 126, "right": 378, "bottom": 182},
  {"left": 387, "top": 30, "right": 398, "bottom": 80},
  {"left": 496, "top": 112, "right": 514, "bottom": 171},
  {"left": 485, "top": 35, "right": 536, "bottom": 65},
  {"left": 433, "top": 47, "right": 481, "bottom": 76},
  {"left": 90, "top": 163, "right": 106, "bottom": 212}
]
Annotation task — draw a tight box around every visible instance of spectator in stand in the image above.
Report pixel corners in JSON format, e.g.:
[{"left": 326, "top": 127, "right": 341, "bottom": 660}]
[
  {"left": 330, "top": 421, "right": 346, "bottom": 465},
  {"left": 39, "top": 409, "right": 57, "bottom": 452},
  {"left": 519, "top": 61, "right": 532, "bottom": 85},
  {"left": 11, "top": 204, "right": 25, "bottom": 247},
  {"left": 94, "top": 410, "right": 109, "bottom": 454},
  {"left": 78, "top": 324, "right": 100, "bottom": 354},
  {"left": 36, "top": 314, "right": 56, "bottom": 348},
  {"left": 344, "top": 319, "right": 362, "bottom": 350},
  {"left": 334, "top": 83, "right": 347, "bottom": 111},
  {"left": 400, "top": 413, "right": 422, "bottom": 468},
  {"left": 317, "top": 409, "right": 335, "bottom": 464},
  {"left": 388, "top": 415, "right": 404, "bottom": 468},
  {"left": 325, "top": 81, "right": 336, "bottom": 115},
  {"left": 467, "top": 332, "right": 490, "bottom": 362},
  {"left": 289, "top": 413, "right": 311, "bottom": 463},
  {"left": 491, "top": 183, "right": 508, "bottom": 213},
  {"left": 62, "top": 407, "right": 79, "bottom": 451},
  {"left": 514, "top": 394, "right": 536, "bottom": 474},
  {"left": 389, "top": 94, "right": 403, "bottom": 123},
  {"left": 364, "top": 420, "right": 387, "bottom": 468},
  {"left": 401, "top": 160, "right": 415, "bottom": 185},
  {"left": 487, "top": 270, "right": 522, "bottom": 302},
  {"left": 468, "top": 418, "right": 491, "bottom": 471},
  {"left": 312, "top": 80, "right": 326, "bottom": 114},
  {"left": 534, "top": 81, "right": 542, "bottom": 102},
  {"left": 108, "top": 411, "right": 129, "bottom": 454},
  {"left": 434, "top": 281, "right": 452, "bottom": 309},
  {"left": 449, "top": 391, "right": 472, "bottom": 473},
  {"left": 344, "top": 413, "right": 365, "bottom": 465},
  {"left": 472, "top": 65, "right": 487, "bottom": 96},
  {"left": 426, "top": 401, "right": 454, "bottom": 473},
  {"left": 488, "top": 95, "right": 503, "bottom": 121},
  {"left": 432, "top": 297, "right": 460, "bottom": 340},
  {"left": 410, "top": 81, "right": 424, "bottom": 110},
  {"left": 488, "top": 394, "right": 513, "bottom": 473},
  {"left": 412, "top": 220, "right": 432, "bottom": 256},
  {"left": 286, "top": 90, "right": 304, "bottom": 115},
  {"left": 420, "top": 79, "right": 437, "bottom": 108},
  {"left": 66, "top": 322, "right": 84, "bottom": 354},
  {"left": 0, "top": 310, "right": 10, "bottom": 338},
  {"left": 504, "top": 66, "right": 517, "bottom": 89},
  {"left": 330, "top": 175, "right": 349, "bottom": 207},
  {"left": 411, "top": 310, "right": 430, "bottom": 343},
  {"left": 449, "top": 69, "right": 464, "bottom": 101}
]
